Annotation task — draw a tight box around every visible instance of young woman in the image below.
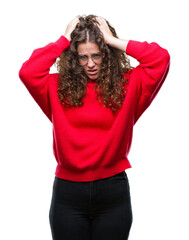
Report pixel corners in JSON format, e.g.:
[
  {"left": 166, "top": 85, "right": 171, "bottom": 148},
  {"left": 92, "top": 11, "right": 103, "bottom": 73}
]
[{"left": 19, "top": 15, "right": 170, "bottom": 240}]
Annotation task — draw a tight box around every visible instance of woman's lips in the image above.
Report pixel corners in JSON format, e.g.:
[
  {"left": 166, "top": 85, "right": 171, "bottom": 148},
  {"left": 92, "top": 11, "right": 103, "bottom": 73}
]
[{"left": 87, "top": 69, "right": 98, "bottom": 75}]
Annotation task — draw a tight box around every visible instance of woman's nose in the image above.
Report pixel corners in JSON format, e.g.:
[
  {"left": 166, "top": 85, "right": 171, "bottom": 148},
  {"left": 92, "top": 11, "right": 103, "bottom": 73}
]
[{"left": 87, "top": 57, "right": 95, "bottom": 67}]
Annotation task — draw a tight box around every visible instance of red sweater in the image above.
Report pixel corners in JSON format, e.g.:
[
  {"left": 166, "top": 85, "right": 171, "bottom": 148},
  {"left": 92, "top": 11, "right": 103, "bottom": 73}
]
[{"left": 19, "top": 36, "right": 170, "bottom": 182}]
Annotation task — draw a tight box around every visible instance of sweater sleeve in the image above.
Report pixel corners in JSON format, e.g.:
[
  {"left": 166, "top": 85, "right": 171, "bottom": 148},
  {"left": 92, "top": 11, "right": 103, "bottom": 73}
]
[
  {"left": 126, "top": 40, "right": 170, "bottom": 123},
  {"left": 19, "top": 36, "right": 70, "bottom": 121}
]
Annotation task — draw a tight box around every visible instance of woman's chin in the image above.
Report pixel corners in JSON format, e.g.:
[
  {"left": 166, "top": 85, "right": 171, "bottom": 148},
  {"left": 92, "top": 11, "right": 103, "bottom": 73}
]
[{"left": 87, "top": 73, "right": 99, "bottom": 81}]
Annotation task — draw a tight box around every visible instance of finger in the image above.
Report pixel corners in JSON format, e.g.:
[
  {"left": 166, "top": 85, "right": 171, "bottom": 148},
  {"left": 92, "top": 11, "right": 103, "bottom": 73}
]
[
  {"left": 96, "top": 16, "right": 104, "bottom": 25},
  {"left": 96, "top": 16, "right": 108, "bottom": 29},
  {"left": 70, "top": 17, "right": 80, "bottom": 30},
  {"left": 69, "top": 17, "right": 79, "bottom": 26}
]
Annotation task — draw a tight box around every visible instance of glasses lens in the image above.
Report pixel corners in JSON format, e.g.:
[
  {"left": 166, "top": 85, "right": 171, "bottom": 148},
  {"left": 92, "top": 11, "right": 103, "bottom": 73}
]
[
  {"left": 78, "top": 55, "right": 88, "bottom": 65},
  {"left": 92, "top": 53, "right": 102, "bottom": 63},
  {"left": 78, "top": 53, "right": 103, "bottom": 66}
]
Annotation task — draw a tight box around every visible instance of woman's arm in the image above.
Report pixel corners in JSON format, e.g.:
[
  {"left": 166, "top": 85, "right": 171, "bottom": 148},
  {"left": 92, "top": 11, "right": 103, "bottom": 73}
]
[
  {"left": 106, "top": 37, "right": 129, "bottom": 52},
  {"left": 96, "top": 17, "right": 129, "bottom": 51},
  {"left": 19, "top": 18, "right": 79, "bottom": 121},
  {"left": 19, "top": 36, "right": 70, "bottom": 121},
  {"left": 127, "top": 40, "right": 170, "bottom": 122},
  {"left": 97, "top": 17, "right": 170, "bottom": 122}
]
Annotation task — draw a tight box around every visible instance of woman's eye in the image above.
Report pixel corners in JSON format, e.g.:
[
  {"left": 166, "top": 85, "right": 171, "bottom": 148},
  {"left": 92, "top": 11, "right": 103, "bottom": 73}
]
[
  {"left": 78, "top": 55, "right": 88, "bottom": 61},
  {"left": 92, "top": 53, "right": 102, "bottom": 59}
]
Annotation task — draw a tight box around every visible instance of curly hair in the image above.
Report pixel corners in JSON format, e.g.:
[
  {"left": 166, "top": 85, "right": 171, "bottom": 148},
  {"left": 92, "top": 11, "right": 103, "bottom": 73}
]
[{"left": 56, "top": 14, "right": 132, "bottom": 114}]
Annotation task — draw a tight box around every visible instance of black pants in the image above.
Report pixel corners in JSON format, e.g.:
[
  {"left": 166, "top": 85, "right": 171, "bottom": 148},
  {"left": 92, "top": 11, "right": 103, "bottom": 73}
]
[{"left": 49, "top": 171, "right": 133, "bottom": 240}]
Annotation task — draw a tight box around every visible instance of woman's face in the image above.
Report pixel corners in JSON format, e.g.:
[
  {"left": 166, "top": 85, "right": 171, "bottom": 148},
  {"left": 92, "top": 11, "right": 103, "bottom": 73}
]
[{"left": 77, "top": 41, "right": 103, "bottom": 81}]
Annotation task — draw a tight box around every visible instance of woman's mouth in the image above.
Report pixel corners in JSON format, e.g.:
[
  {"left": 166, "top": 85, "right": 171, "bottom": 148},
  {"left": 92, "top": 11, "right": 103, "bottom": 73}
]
[{"left": 87, "top": 69, "right": 98, "bottom": 75}]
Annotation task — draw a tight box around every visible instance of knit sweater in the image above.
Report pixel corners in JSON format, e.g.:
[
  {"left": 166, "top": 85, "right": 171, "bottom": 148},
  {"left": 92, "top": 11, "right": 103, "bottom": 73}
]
[{"left": 19, "top": 36, "right": 170, "bottom": 182}]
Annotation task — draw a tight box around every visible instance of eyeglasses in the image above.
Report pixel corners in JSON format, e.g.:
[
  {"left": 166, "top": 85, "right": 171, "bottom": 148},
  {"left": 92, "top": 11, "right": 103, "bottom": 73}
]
[{"left": 77, "top": 53, "right": 103, "bottom": 66}]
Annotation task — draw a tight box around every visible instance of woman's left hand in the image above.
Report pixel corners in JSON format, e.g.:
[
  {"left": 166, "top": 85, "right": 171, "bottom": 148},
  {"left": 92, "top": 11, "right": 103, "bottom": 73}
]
[
  {"left": 96, "top": 16, "right": 129, "bottom": 52},
  {"left": 96, "top": 17, "right": 114, "bottom": 45}
]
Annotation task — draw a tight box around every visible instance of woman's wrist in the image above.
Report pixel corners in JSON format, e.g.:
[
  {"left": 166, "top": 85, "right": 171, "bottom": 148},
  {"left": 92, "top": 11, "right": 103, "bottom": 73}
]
[
  {"left": 64, "top": 34, "right": 70, "bottom": 42},
  {"left": 106, "top": 36, "right": 129, "bottom": 52}
]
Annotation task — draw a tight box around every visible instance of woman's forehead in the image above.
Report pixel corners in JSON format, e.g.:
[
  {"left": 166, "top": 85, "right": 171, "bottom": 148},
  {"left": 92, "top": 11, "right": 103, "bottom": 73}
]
[{"left": 77, "top": 42, "right": 100, "bottom": 54}]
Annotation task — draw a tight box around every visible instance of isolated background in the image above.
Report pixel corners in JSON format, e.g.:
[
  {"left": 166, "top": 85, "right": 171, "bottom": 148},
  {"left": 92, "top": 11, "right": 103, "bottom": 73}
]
[{"left": 1, "top": 0, "right": 189, "bottom": 239}]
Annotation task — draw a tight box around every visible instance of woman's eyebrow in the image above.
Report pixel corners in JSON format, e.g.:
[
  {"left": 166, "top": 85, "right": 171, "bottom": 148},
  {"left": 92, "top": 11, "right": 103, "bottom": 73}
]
[{"left": 78, "top": 52, "right": 101, "bottom": 56}]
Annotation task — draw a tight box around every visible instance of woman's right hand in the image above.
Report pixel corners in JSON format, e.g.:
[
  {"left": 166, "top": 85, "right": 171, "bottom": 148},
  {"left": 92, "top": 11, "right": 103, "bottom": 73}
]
[{"left": 64, "top": 17, "right": 80, "bottom": 41}]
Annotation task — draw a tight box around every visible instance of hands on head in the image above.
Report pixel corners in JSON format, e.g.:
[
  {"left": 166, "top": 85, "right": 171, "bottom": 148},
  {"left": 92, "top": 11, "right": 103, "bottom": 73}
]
[
  {"left": 95, "top": 17, "right": 114, "bottom": 44},
  {"left": 64, "top": 16, "right": 113, "bottom": 44},
  {"left": 64, "top": 17, "right": 80, "bottom": 41}
]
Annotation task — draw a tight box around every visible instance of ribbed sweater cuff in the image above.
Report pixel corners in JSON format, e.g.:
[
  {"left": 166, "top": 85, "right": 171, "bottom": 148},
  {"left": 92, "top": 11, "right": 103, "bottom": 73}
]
[{"left": 54, "top": 35, "right": 70, "bottom": 53}]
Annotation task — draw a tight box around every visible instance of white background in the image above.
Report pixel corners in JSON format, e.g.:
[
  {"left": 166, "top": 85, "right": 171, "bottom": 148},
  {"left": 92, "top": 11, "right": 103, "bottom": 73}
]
[{"left": 1, "top": 0, "right": 189, "bottom": 239}]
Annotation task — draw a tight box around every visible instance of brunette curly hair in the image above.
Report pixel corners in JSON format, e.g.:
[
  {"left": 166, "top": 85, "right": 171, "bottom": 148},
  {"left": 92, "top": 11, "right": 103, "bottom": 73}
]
[{"left": 56, "top": 14, "right": 132, "bottom": 114}]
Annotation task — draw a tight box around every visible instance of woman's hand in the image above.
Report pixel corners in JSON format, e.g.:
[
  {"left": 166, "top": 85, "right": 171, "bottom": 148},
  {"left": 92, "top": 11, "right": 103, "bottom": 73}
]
[
  {"left": 96, "top": 17, "right": 114, "bottom": 45},
  {"left": 96, "top": 16, "right": 129, "bottom": 52},
  {"left": 64, "top": 17, "right": 80, "bottom": 41}
]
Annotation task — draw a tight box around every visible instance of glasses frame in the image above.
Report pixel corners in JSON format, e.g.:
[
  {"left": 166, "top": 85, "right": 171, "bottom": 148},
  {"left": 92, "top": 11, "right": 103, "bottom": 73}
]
[{"left": 77, "top": 52, "right": 104, "bottom": 66}]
